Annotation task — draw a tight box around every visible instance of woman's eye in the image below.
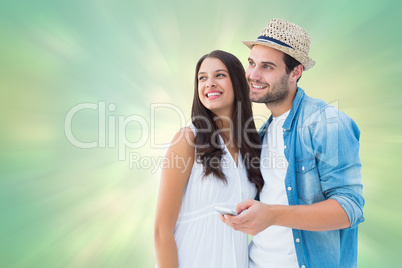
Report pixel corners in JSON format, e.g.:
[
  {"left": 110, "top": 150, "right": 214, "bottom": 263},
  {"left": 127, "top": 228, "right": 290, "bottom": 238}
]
[
  {"left": 198, "top": 76, "right": 206, "bottom": 81},
  {"left": 217, "top": 73, "right": 226, "bottom": 77}
]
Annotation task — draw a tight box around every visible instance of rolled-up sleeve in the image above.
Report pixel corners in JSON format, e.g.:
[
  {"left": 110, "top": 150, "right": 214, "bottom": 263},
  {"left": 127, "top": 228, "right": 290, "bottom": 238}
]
[{"left": 311, "top": 105, "right": 365, "bottom": 228}]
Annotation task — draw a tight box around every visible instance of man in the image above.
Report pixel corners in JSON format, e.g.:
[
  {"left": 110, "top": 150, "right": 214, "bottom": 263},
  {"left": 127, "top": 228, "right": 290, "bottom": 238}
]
[{"left": 221, "top": 19, "right": 365, "bottom": 268}]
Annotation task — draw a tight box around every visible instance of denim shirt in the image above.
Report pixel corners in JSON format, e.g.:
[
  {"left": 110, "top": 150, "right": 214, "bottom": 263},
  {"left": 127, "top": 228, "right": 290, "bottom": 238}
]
[{"left": 258, "top": 88, "right": 365, "bottom": 268}]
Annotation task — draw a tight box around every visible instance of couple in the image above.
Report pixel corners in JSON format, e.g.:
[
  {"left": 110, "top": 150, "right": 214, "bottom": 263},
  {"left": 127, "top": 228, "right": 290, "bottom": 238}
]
[{"left": 154, "top": 19, "right": 365, "bottom": 268}]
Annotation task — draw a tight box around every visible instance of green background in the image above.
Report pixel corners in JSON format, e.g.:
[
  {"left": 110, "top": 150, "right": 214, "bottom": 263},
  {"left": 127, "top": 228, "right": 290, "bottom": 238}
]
[{"left": 1, "top": 0, "right": 401, "bottom": 267}]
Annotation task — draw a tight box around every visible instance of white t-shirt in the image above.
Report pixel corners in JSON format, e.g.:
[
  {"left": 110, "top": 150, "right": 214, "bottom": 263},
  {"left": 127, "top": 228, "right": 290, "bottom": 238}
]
[{"left": 249, "top": 111, "right": 299, "bottom": 268}]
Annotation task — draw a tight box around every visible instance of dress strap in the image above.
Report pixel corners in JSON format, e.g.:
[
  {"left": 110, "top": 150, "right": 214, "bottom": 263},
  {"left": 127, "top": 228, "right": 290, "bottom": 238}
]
[{"left": 188, "top": 124, "right": 197, "bottom": 136}]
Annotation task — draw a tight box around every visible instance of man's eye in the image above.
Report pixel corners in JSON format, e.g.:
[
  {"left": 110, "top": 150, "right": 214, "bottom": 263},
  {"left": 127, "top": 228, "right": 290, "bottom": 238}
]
[
  {"left": 264, "top": 65, "right": 272, "bottom": 69},
  {"left": 249, "top": 61, "right": 255, "bottom": 66}
]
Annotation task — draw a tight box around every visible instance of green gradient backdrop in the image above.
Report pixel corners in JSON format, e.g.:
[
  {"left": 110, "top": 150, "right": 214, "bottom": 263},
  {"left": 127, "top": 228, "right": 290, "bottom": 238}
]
[{"left": 1, "top": 0, "right": 401, "bottom": 267}]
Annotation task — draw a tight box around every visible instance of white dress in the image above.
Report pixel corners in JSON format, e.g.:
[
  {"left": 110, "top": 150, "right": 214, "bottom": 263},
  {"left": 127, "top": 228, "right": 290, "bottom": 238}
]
[{"left": 174, "top": 125, "right": 257, "bottom": 268}]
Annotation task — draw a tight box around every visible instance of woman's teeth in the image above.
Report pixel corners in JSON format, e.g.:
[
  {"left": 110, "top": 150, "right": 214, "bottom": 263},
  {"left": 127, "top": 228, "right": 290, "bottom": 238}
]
[{"left": 207, "top": 92, "right": 222, "bottom": 98}]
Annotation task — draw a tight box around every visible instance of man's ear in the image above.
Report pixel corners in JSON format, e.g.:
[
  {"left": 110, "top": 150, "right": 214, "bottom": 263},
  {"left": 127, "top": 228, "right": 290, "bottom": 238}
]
[{"left": 290, "top": 64, "right": 303, "bottom": 82}]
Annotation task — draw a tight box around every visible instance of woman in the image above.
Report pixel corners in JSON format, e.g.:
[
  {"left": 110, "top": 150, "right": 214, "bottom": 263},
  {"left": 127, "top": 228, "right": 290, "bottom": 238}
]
[{"left": 154, "top": 50, "right": 264, "bottom": 268}]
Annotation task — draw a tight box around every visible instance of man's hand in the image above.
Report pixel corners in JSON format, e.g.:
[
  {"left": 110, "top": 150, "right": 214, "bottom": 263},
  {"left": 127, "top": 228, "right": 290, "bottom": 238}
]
[{"left": 219, "top": 199, "right": 276, "bottom": 236}]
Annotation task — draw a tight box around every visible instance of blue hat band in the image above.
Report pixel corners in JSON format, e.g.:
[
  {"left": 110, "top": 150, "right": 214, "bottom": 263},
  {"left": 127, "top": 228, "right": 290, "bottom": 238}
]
[{"left": 256, "top": 35, "right": 294, "bottom": 49}]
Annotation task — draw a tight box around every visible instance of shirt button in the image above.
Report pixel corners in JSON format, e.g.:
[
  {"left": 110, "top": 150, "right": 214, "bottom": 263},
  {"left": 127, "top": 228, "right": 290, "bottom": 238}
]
[
  {"left": 296, "top": 238, "right": 300, "bottom": 243},
  {"left": 302, "top": 166, "right": 305, "bottom": 171},
  {"left": 301, "top": 266, "right": 306, "bottom": 268},
  {"left": 287, "top": 186, "right": 292, "bottom": 191},
  {"left": 284, "top": 145, "right": 287, "bottom": 149}
]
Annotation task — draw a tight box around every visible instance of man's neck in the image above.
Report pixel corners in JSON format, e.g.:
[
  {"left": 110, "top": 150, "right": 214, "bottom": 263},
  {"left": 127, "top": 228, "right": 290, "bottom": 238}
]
[{"left": 266, "top": 87, "right": 297, "bottom": 117}]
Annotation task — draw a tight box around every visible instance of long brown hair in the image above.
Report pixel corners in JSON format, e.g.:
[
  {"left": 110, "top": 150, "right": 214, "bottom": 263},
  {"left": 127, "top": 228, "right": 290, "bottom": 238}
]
[{"left": 191, "top": 50, "right": 264, "bottom": 192}]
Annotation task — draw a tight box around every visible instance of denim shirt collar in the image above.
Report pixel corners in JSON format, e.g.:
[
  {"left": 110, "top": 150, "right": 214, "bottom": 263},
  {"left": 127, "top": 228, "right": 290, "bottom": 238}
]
[{"left": 283, "top": 87, "right": 305, "bottom": 130}]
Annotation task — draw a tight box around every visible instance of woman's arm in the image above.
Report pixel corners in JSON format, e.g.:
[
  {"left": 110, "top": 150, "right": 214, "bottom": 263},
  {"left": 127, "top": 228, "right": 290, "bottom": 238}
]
[{"left": 154, "top": 127, "right": 195, "bottom": 268}]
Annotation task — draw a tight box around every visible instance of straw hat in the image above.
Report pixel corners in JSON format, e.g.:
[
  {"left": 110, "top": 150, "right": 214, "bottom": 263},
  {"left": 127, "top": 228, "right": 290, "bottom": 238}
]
[{"left": 242, "top": 18, "right": 315, "bottom": 70}]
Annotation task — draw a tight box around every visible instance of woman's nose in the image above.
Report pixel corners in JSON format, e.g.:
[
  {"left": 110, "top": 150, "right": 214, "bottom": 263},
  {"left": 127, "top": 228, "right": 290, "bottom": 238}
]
[{"left": 206, "top": 77, "right": 216, "bottom": 88}]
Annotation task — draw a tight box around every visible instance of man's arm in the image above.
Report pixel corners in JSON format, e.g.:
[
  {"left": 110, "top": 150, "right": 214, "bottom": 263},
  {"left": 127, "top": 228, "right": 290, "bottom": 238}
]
[
  {"left": 311, "top": 106, "right": 364, "bottom": 228},
  {"left": 221, "top": 106, "right": 364, "bottom": 235},
  {"left": 220, "top": 198, "right": 350, "bottom": 236}
]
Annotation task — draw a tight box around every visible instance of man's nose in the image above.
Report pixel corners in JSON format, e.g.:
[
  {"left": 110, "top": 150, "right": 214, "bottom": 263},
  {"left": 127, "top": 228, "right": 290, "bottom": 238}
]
[{"left": 248, "top": 67, "right": 262, "bottom": 81}]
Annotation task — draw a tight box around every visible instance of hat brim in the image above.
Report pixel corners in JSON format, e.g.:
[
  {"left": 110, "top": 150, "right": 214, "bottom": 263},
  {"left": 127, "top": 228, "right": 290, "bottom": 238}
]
[{"left": 242, "top": 40, "right": 315, "bottom": 70}]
